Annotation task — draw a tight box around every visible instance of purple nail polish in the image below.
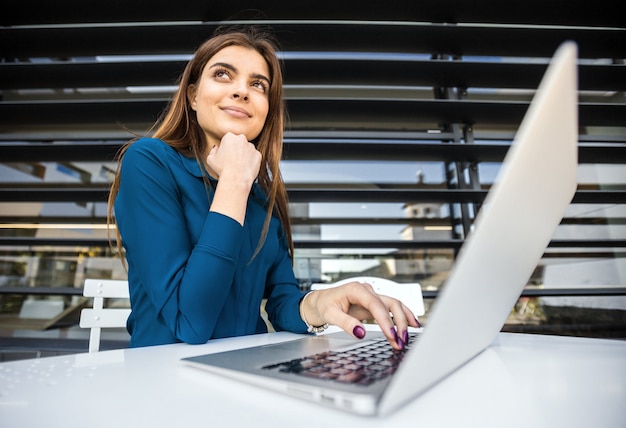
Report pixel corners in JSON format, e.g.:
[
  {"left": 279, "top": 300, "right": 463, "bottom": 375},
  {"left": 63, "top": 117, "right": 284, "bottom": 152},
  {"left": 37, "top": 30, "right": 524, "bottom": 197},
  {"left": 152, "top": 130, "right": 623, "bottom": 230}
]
[
  {"left": 390, "top": 328, "right": 398, "bottom": 342},
  {"left": 353, "top": 325, "right": 366, "bottom": 339},
  {"left": 397, "top": 337, "right": 405, "bottom": 350},
  {"left": 391, "top": 328, "right": 405, "bottom": 349},
  {"left": 403, "top": 330, "right": 409, "bottom": 345},
  {"left": 415, "top": 317, "right": 421, "bottom": 328}
]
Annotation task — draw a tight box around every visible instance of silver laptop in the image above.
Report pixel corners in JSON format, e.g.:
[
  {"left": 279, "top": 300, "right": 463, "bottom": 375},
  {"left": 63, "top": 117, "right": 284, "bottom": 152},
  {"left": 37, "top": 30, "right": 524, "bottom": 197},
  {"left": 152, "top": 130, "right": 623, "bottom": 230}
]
[{"left": 181, "top": 41, "right": 579, "bottom": 416}]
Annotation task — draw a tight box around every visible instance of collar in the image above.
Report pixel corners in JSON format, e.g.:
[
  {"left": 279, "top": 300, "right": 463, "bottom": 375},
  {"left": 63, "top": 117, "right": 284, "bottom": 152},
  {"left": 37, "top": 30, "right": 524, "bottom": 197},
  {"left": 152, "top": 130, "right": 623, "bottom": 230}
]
[
  {"left": 179, "top": 151, "right": 215, "bottom": 180},
  {"left": 178, "top": 150, "right": 263, "bottom": 197}
]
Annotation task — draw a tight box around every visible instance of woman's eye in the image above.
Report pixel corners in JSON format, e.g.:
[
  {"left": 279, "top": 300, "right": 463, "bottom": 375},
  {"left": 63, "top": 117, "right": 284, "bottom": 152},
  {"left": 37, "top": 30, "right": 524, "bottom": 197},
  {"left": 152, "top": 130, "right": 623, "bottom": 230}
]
[
  {"left": 214, "top": 69, "right": 230, "bottom": 80},
  {"left": 252, "top": 81, "right": 269, "bottom": 92}
]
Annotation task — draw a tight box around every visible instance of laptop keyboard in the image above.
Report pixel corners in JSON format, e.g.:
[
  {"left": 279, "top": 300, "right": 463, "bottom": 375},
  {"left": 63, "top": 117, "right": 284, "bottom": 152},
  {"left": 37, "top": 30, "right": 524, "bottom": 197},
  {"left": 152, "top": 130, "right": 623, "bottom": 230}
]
[{"left": 262, "top": 334, "right": 417, "bottom": 386}]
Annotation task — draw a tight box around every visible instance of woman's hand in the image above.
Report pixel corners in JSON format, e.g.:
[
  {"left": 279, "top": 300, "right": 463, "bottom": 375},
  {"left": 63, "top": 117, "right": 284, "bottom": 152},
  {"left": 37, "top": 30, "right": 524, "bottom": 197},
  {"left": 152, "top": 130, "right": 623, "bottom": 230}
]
[
  {"left": 301, "top": 281, "right": 421, "bottom": 351},
  {"left": 206, "top": 133, "right": 262, "bottom": 225},
  {"left": 206, "top": 132, "right": 261, "bottom": 187}
]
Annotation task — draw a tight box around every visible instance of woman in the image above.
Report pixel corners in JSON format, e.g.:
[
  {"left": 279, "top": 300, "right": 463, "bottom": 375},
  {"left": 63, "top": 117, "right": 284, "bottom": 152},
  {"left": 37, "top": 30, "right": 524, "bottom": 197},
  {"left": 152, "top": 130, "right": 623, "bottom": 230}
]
[{"left": 108, "top": 26, "right": 419, "bottom": 350}]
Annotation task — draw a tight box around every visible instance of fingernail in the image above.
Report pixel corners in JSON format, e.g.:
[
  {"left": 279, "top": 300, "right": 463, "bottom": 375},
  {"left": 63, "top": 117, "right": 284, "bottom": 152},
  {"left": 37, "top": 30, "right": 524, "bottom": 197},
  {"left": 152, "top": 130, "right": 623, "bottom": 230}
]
[
  {"left": 353, "top": 325, "right": 366, "bottom": 339},
  {"left": 391, "top": 328, "right": 404, "bottom": 350},
  {"left": 403, "top": 330, "right": 409, "bottom": 345},
  {"left": 415, "top": 317, "right": 421, "bottom": 328},
  {"left": 397, "top": 337, "right": 405, "bottom": 350}
]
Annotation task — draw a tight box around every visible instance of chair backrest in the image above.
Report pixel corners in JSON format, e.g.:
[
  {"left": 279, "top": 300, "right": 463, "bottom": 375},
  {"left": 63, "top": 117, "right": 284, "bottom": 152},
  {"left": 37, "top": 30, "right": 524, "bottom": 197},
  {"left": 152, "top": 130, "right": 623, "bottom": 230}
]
[
  {"left": 79, "top": 279, "right": 131, "bottom": 352},
  {"left": 310, "top": 276, "right": 425, "bottom": 317}
]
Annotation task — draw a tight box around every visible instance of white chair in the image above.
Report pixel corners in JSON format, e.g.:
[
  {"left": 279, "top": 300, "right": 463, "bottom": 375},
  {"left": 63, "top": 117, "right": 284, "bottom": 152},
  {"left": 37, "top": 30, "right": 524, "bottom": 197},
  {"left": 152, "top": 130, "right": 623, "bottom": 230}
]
[
  {"left": 310, "top": 276, "right": 425, "bottom": 317},
  {"left": 79, "top": 279, "right": 131, "bottom": 352}
]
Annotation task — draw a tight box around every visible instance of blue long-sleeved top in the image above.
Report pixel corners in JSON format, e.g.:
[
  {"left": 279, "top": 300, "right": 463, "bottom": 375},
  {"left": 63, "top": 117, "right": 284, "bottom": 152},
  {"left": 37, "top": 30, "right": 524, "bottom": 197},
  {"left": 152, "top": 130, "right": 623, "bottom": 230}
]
[{"left": 114, "top": 138, "right": 308, "bottom": 347}]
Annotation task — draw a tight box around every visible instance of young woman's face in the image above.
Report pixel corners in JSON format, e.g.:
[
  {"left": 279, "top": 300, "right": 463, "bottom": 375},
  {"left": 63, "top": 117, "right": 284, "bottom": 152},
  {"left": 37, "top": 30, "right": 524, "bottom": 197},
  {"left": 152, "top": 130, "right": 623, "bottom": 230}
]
[{"left": 189, "top": 45, "right": 271, "bottom": 148}]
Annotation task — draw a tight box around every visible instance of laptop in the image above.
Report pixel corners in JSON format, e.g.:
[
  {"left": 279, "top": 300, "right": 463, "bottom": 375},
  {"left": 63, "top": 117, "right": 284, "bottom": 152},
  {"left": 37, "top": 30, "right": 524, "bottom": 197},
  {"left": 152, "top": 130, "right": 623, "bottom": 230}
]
[{"left": 181, "top": 41, "right": 579, "bottom": 416}]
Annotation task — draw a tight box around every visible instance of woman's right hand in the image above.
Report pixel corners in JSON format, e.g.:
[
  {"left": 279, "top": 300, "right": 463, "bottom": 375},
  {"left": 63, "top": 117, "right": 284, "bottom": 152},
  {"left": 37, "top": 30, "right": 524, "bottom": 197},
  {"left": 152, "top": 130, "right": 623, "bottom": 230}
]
[
  {"left": 206, "top": 132, "right": 262, "bottom": 187},
  {"left": 206, "top": 132, "right": 262, "bottom": 225}
]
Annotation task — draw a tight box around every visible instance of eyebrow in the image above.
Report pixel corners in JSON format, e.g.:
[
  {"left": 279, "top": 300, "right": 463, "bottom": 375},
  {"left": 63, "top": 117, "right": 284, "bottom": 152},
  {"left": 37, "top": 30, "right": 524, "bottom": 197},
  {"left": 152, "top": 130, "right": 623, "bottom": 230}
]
[{"left": 209, "top": 62, "right": 271, "bottom": 85}]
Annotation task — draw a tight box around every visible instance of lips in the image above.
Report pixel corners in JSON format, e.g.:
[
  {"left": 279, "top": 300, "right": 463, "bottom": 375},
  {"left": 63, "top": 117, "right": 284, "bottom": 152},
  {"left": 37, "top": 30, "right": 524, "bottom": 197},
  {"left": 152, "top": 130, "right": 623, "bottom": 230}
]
[{"left": 220, "top": 106, "right": 251, "bottom": 118}]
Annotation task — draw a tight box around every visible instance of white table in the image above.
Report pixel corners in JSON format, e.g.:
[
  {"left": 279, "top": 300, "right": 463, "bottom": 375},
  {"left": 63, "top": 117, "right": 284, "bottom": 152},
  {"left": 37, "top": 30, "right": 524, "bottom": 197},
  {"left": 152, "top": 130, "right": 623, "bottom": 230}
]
[{"left": 1, "top": 330, "right": 625, "bottom": 428}]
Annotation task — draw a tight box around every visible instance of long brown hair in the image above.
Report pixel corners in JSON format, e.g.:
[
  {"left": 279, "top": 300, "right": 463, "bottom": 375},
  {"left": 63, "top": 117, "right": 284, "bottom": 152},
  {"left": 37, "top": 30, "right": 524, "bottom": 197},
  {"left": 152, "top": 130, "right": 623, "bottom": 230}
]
[{"left": 107, "top": 26, "right": 294, "bottom": 264}]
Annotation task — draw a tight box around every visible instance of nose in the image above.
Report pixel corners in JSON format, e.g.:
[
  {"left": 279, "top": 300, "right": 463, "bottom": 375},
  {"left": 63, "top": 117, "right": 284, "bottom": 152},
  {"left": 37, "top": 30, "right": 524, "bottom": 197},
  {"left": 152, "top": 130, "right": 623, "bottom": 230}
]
[{"left": 232, "top": 79, "right": 249, "bottom": 101}]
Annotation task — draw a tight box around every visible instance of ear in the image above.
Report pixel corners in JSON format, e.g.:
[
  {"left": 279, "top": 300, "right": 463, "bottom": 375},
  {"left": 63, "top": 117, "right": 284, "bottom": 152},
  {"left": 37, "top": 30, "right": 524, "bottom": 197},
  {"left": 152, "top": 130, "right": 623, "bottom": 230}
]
[{"left": 187, "top": 84, "right": 198, "bottom": 111}]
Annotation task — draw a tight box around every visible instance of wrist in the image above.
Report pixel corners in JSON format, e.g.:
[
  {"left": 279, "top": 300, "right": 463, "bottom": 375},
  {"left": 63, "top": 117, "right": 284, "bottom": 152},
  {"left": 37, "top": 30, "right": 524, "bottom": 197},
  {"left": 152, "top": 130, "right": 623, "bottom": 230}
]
[
  {"left": 219, "top": 165, "right": 257, "bottom": 188},
  {"left": 299, "top": 291, "right": 328, "bottom": 334},
  {"left": 217, "top": 173, "right": 254, "bottom": 193}
]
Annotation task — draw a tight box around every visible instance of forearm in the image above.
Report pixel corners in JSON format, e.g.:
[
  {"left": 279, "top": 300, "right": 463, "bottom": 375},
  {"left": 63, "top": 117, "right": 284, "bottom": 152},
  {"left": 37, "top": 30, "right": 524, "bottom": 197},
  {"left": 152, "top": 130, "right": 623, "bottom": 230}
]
[
  {"left": 206, "top": 133, "right": 261, "bottom": 225},
  {"left": 209, "top": 175, "right": 253, "bottom": 226},
  {"left": 264, "top": 237, "right": 309, "bottom": 334}
]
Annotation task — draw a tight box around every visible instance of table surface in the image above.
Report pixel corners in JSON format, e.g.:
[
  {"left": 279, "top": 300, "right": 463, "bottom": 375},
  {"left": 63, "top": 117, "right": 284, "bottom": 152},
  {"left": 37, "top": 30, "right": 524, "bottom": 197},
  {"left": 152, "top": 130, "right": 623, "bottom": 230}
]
[{"left": 1, "top": 329, "right": 625, "bottom": 428}]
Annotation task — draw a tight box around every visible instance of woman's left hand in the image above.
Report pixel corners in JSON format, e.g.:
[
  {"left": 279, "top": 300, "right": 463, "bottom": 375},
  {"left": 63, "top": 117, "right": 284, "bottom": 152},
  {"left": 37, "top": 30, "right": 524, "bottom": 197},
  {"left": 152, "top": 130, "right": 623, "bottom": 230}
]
[{"left": 300, "top": 281, "right": 420, "bottom": 350}]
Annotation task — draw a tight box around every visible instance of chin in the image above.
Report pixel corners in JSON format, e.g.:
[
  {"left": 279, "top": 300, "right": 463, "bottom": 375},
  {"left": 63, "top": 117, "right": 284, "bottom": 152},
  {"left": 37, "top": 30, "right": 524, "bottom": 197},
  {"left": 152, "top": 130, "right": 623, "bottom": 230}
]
[{"left": 228, "top": 129, "right": 261, "bottom": 142}]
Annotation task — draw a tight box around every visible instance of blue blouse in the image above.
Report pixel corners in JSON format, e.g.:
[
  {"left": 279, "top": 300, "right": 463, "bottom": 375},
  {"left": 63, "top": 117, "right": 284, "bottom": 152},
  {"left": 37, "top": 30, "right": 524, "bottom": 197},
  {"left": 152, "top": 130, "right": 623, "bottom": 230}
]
[{"left": 114, "top": 138, "right": 308, "bottom": 347}]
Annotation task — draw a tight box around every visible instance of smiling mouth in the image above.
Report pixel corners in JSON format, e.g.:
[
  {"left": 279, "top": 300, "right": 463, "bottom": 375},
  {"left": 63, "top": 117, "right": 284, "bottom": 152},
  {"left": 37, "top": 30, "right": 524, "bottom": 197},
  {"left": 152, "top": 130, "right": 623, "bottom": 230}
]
[{"left": 221, "top": 107, "right": 251, "bottom": 118}]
